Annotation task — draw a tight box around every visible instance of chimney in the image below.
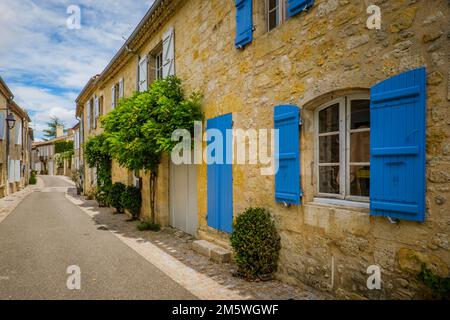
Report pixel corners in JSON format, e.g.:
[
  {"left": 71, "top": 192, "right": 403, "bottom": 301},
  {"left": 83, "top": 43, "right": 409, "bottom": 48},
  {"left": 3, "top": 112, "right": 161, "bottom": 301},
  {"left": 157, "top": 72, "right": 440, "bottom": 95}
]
[{"left": 56, "top": 125, "right": 64, "bottom": 138}]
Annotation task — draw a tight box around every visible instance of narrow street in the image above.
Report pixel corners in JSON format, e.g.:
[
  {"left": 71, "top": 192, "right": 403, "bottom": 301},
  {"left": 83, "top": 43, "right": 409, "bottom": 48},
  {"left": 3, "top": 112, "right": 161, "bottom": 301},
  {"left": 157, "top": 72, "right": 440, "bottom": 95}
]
[{"left": 0, "top": 176, "right": 195, "bottom": 300}]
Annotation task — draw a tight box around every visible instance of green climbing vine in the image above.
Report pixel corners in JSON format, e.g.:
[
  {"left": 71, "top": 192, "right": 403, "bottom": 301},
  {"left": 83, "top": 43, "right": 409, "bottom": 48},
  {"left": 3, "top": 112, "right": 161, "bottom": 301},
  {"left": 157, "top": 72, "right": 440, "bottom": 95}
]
[
  {"left": 101, "top": 76, "right": 203, "bottom": 223},
  {"left": 84, "top": 133, "right": 112, "bottom": 192}
]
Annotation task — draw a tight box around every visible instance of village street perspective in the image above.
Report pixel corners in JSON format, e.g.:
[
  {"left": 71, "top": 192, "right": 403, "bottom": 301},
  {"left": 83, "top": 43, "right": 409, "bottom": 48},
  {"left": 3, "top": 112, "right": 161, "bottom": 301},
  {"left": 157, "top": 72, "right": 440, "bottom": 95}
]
[{"left": 0, "top": 0, "right": 449, "bottom": 310}]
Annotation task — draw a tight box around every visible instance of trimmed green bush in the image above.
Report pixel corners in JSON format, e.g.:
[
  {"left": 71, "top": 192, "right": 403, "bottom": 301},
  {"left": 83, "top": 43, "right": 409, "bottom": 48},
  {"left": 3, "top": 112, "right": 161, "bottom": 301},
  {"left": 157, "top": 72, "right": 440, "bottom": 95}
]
[
  {"left": 230, "top": 208, "right": 281, "bottom": 279},
  {"left": 29, "top": 170, "right": 37, "bottom": 185},
  {"left": 137, "top": 220, "right": 161, "bottom": 232},
  {"left": 108, "top": 182, "right": 126, "bottom": 213},
  {"left": 121, "top": 185, "right": 142, "bottom": 220}
]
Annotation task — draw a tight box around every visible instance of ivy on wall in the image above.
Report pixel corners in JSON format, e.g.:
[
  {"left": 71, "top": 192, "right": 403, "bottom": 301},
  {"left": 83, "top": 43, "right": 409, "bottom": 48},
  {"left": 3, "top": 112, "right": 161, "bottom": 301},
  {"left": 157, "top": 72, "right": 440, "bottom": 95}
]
[
  {"left": 55, "top": 141, "right": 74, "bottom": 154},
  {"left": 84, "top": 133, "right": 112, "bottom": 192},
  {"left": 54, "top": 141, "right": 74, "bottom": 168}
]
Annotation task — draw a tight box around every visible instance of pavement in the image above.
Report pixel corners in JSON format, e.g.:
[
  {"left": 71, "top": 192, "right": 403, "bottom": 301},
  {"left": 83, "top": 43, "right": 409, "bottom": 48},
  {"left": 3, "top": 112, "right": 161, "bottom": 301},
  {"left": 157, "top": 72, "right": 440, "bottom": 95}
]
[
  {"left": 0, "top": 175, "right": 195, "bottom": 300},
  {"left": 0, "top": 175, "right": 327, "bottom": 300}
]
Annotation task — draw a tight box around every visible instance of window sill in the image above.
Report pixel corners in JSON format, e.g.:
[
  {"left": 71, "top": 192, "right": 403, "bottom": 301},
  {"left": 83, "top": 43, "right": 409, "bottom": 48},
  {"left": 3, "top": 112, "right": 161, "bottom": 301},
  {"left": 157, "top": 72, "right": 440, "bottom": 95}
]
[{"left": 312, "top": 197, "right": 370, "bottom": 210}]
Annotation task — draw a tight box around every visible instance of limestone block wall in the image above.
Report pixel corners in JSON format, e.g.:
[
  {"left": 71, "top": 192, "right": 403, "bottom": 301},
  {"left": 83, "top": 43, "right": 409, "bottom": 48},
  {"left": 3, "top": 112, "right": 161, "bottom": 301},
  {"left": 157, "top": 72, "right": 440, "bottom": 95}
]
[
  {"left": 79, "top": 0, "right": 449, "bottom": 298},
  {"left": 170, "top": 0, "right": 450, "bottom": 299}
]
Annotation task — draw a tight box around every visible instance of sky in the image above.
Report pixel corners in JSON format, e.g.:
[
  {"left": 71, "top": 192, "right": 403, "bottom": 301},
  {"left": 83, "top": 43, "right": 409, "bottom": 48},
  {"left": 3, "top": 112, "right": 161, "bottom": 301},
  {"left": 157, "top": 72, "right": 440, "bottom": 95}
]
[{"left": 0, "top": 0, "right": 154, "bottom": 140}]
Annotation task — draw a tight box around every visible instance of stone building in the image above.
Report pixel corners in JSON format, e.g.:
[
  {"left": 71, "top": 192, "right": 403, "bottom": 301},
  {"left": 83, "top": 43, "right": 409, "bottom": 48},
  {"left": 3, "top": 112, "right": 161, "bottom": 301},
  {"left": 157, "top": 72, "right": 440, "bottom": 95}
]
[
  {"left": 76, "top": 0, "right": 450, "bottom": 299},
  {"left": 32, "top": 126, "right": 74, "bottom": 176},
  {"left": 0, "top": 76, "right": 33, "bottom": 197}
]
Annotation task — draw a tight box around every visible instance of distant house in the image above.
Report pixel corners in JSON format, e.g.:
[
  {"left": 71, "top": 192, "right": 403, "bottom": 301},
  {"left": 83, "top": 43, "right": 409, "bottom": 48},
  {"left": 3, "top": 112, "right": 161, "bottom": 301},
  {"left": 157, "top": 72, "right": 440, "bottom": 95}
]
[
  {"left": 0, "top": 75, "right": 33, "bottom": 197},
  {"left": 32, "top": 125, "right": 74, "bottom": 176}
]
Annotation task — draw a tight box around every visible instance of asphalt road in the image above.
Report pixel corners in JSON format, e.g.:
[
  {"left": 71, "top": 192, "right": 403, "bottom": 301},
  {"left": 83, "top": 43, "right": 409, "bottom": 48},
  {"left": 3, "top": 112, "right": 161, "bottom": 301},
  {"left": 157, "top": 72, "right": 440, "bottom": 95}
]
[{"left": 0, "top": 175, "right": 195, "bottom": 300}]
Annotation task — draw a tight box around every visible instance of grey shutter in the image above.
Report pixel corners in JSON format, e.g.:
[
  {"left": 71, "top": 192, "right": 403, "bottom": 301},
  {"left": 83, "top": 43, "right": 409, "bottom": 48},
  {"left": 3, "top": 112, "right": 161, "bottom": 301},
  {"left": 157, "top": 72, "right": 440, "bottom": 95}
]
[
  {"left": 162, "top": 27, "right": 175, "bottom": 78},
  {"left": 138, "top": 58, "right": 148, "bottom": 92}
]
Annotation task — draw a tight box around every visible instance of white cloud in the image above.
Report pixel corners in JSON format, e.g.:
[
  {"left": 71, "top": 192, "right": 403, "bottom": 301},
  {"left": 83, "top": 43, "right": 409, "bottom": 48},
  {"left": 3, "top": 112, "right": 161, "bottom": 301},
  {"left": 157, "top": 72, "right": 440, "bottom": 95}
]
[{"left": 0, "top": 0, "right": 154, "bottom": 139}]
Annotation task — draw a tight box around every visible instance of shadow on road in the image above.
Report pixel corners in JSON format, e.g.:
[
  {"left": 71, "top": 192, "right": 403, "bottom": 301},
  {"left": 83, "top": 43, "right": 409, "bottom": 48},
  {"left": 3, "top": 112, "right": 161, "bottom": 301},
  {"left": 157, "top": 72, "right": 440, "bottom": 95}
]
[{"left": 66, "top": 189, "right": 324, "bottom": 300}]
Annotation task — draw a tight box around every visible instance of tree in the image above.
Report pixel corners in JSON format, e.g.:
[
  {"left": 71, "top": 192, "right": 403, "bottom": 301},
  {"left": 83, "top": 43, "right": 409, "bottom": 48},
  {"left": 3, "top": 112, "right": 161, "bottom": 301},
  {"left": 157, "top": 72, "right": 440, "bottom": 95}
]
[
  {"left": 43, "top": 116, "right": 66, "bottom": 140},
  {"left": 101, "top": 76, "right": 203, "bottom": 223}
]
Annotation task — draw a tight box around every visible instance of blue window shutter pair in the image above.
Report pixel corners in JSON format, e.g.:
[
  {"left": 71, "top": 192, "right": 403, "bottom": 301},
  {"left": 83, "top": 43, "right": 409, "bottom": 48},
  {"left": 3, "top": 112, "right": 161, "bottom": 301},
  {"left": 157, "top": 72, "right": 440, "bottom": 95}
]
[
  {"left": 235, "top": 0, "right": 253, "bottom": 49},
  {"left": 370, "top": 67, "right": 427, "bottom": 222},
  {"left": 287, "top": 0, "right": 315, "bottom": 18},
  {"left": 274, "top": 105, "right": 302, "bottom": 205}
]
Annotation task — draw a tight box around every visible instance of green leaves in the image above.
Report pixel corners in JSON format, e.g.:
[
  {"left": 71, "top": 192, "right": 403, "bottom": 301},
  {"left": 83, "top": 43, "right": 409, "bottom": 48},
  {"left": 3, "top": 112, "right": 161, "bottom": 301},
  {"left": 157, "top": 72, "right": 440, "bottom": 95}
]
[
  {"left": 100, "top": 76, "right": 203, "bottom": 173},
  {"left": 84, "top": 133, "right": 112, "bottom": 191},
  {"left": 418, "top": 265, "right": 450, "bottom": 299},
  {"left": 230, "top": 208, "right": 281, "bottom": 279},
  {"left": 108, "top": 182, "right": 126, "bottom": 213},
  {"left": 55, "top": 141, "right": 74, "bottom": 154},
  {"left": 121, "top": 186, "right": 142, "bottom": 219}
]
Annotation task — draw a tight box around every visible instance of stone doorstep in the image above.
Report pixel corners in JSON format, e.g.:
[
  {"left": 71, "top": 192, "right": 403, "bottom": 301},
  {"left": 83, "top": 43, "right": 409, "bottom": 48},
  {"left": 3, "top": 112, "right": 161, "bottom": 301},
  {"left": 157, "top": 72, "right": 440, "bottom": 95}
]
[{"left": 192, "top": 240, "right": 232, "bottom": 264}]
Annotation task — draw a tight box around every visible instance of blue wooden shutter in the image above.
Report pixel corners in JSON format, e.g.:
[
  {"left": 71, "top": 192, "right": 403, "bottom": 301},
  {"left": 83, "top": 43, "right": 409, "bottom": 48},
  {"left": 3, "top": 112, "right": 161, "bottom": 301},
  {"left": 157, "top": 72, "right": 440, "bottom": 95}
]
[
  {"left": 287, "top": 0, "right": 314, "bottom": 18},
  {"left": 274, "top": 105, "right": 301, "bottom": 205},
  {"left": 207, "top": 114, "right": 233, "bottom": 233},
  {"left": 207, "top": 117, "right": 218, "bottom": 230},
  {"left": 235, "top": 0, "right": 253, "bottom": 49},
  {"left": 370, "top": 67, "right": 426, "bottom": 222}
]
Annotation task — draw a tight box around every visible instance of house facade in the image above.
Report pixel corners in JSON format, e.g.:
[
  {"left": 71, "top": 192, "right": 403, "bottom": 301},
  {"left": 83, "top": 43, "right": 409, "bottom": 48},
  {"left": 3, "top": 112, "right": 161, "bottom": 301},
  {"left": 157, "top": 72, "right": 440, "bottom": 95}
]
[
  {"left": 76, "top": 0, "right": 450, "bottom": 299},
  {"left": 0, "top": 76, "right": 33, "bottom": 197},
  {"left": 32, "top": 126, "right": 74, "bottom": 176}
]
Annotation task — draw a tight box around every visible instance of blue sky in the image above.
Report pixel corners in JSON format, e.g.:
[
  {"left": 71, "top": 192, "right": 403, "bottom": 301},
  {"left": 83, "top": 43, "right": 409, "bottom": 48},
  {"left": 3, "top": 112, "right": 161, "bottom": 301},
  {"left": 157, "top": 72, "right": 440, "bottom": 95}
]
[{"left": 0, "top": 0, "right": 154, "bottom": 140}]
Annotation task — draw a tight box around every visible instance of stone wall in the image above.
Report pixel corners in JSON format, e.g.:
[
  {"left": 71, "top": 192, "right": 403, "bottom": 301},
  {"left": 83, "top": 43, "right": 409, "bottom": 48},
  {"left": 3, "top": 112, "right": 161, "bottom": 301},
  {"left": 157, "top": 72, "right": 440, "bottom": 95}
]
[
  {"left": 172, "top": 0, "right": 450, "bottom": 299},
  {"left": 80, "top": 0, "right": 450, "bottom": 298}
]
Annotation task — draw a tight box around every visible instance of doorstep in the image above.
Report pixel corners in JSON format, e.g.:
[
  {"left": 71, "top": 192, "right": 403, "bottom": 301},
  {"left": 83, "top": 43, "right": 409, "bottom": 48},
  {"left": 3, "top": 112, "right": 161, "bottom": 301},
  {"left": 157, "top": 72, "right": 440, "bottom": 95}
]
[{"left": 192, "top": 240, "right": 232, "bottom": 263}]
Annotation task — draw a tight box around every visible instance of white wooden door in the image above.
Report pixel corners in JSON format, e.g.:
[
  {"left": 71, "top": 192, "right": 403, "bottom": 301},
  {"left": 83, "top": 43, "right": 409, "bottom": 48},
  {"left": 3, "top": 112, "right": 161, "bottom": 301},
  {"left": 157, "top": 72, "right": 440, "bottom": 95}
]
[{"left": 170, "top": 163, "right": 198, "bottom": 236}]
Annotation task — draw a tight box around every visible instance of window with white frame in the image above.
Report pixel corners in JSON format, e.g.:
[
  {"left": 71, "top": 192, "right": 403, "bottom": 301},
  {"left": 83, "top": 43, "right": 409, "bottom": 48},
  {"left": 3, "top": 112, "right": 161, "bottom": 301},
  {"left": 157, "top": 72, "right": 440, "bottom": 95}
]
[
  {"left": 316, "top": 95, "right": 370, "bottom": 201},
  {"left": 155, "top": 49, "right": 163, "bottom": 81},
  {"left": 266, "top": 0, "right": 287, "bottom": 32}
]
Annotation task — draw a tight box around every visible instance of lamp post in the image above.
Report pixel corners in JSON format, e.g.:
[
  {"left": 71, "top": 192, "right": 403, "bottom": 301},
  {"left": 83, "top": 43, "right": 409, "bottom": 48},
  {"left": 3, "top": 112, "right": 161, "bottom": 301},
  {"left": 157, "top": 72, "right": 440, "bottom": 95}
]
[
  {"left": 2, "top": 106, "right": 16, "bottom": 192},
  {"left": 6, "top": 112, "right": 16, "bottom": 130}
]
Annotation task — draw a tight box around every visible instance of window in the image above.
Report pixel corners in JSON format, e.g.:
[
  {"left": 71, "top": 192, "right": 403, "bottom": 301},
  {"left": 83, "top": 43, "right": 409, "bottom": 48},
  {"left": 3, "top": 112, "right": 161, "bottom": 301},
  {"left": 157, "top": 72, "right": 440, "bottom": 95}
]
[
  {"left": 89, "top": 98, "right": 94, "bottom": 131},
  {"left": 316, "top": 95, "right": 370, "bottom": 201},
  {"left": 114, "top": 83, "right": 120, "bottom": 106},
  {"left": 146, "top": 45, "right": 163, "bottom": 86},
  {"left": 99, "top": 95, "right": 104, "bottom": 117},
  {"left": 154, "top": 48, "right": 163, "bottom": 81},
  {"left": 267, "top": 0, "right": 287, "bottom": 31},
  {"left": 111, "top": 80, "right": 123, "bottom": 109}
]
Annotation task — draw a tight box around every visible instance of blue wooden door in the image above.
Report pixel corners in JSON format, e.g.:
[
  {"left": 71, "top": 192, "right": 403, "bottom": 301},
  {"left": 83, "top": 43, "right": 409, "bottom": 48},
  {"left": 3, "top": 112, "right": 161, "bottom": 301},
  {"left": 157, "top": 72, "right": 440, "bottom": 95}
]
[
  {"left": 370, "top": 67, "right": 426, "bottom": 222},
  {"left": 207, "top": 114, "right": 233, "bottom": 233}
]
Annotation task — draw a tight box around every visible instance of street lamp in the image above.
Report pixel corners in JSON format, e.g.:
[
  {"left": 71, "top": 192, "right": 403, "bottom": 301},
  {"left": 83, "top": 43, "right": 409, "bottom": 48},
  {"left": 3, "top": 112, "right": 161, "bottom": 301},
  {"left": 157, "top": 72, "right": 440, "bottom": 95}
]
[{"left": 6, "top": 112, "right": 16, "bottom": 129}]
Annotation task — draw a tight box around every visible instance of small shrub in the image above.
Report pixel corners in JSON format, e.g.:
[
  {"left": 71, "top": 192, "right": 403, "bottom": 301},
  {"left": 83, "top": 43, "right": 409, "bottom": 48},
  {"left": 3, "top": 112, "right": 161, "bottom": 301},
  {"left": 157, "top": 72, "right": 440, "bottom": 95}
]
[
  {"left": 85, "top": 186, "right": 96, "bottom": 200},
  {"left": 230, "top": 207, "right": 281, "bottom": 279},
  {"left": 418, "top": 265, "right": 450, "bottom": 299},
  {"left": 29, "top": 170, "right": 37, "bottom": 185},
  {"left": 71, "top": 168, "right": 83, "bottom": 194},
  {"left": 121, "top": 185, "right": 142, "bottom": 220},
  {"left": 95, "top": 188, "right": 109, "bottom": 207},
  {"left": 108, "top": 182, "right": 126, "bottom": 213},
  {"left": 137, "top": 220, "right": 161, "bottom": 232}
]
